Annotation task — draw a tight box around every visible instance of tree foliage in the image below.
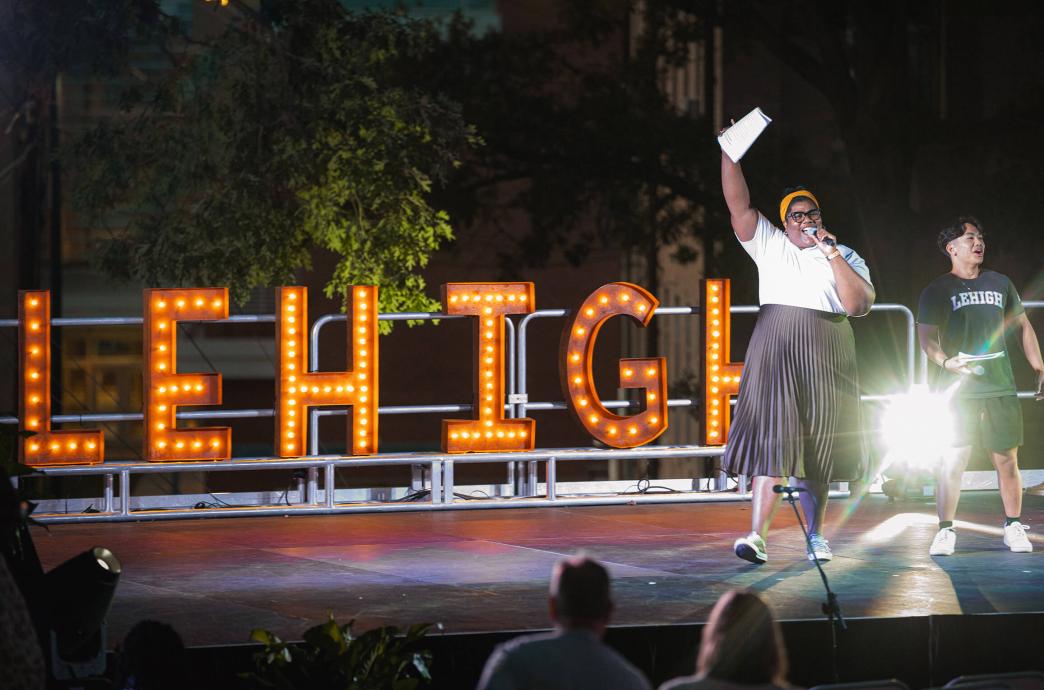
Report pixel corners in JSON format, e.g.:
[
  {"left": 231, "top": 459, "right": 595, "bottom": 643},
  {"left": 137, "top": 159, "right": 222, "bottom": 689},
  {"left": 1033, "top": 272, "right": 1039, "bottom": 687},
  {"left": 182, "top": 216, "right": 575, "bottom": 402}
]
[{"left": 69, "top": 1, "right": 476, "bottom": 325}]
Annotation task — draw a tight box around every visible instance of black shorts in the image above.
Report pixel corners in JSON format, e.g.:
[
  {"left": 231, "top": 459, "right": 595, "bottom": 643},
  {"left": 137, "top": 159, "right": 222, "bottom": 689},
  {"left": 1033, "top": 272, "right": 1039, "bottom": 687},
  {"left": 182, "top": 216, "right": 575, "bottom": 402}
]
[{"left": 952, "top": 395, "right": 1023, "bottom": 451}]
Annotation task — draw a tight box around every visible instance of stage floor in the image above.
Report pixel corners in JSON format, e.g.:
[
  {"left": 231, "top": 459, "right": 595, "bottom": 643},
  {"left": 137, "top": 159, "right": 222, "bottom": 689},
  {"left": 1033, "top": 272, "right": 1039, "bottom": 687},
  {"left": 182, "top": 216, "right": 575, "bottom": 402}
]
[{"left": 31, "top": 491, "right": 1044, "bottom": 649}]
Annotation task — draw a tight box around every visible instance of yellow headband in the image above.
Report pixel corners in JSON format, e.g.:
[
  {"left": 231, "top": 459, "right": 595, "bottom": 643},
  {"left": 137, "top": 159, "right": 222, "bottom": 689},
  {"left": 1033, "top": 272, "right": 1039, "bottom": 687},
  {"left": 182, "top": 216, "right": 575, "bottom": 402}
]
[{"left": 779, "top": 190, "right": 820, "bottom": 224}]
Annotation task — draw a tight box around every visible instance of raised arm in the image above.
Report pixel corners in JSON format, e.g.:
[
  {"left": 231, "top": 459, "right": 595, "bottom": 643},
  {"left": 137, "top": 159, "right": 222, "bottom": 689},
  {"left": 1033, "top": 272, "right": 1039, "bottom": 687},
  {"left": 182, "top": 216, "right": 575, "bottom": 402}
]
[
  {"left": 1014, "top": 312, "right": 1044, "bottom": 399},
  {"left": 721, "top": 150, "right": 758, "bottom": 242}
]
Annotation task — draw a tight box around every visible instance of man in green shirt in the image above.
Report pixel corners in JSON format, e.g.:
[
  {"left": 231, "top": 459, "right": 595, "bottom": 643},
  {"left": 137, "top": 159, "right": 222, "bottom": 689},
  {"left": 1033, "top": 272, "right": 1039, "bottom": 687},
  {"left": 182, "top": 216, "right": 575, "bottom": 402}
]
[{"left": 917, "top": 216, "right": 1044, "bottom": 556}]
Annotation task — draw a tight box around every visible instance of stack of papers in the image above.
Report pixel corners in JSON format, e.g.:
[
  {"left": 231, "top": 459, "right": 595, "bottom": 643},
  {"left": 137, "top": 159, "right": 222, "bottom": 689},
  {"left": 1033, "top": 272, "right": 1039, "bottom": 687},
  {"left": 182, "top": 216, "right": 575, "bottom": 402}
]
[{"left": 717, "top": 107, "right": 772, "bottom": 163}]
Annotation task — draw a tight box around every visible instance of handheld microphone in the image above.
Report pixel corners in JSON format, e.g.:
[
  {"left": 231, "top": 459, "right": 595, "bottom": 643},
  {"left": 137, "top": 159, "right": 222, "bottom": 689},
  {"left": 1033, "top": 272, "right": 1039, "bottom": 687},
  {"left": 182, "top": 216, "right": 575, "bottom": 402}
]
[
  {"left": 772, "top": 484, "right": 804, "bottom": 494},
  {"left": 803, "top": 226, "right": 836, "bottom": 247}
]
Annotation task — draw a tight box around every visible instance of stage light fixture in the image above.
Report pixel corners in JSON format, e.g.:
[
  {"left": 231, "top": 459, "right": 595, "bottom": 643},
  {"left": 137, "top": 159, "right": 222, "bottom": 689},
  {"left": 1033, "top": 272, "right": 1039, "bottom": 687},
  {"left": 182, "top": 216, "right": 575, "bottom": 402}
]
[
  {"left": 45, "top": 546, "right": 121, "bottom": 680},
  {"left": 560, "top": 282, "right": 668, "bottom": 448},
  {"left": 442, "top": 282, "right": 536, "bottom": 453},
  {"left": 878, "top": 383, "right": 958, "bottom": 472}
]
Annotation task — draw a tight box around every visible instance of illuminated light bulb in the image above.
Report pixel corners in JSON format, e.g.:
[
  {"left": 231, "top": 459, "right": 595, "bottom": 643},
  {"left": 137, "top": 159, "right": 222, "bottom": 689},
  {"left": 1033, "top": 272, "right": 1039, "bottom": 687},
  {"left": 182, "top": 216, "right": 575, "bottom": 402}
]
[
  {"left": 722, "top": 376, "right": 731, "bottom": 383},
  {"left": 507, "top": 295, "right": 516, "bottom": 302},
  {"left": 288, "top": 386, "right": 296, "bottom": 394},
  {"left": 157, "top": 363, "right": 167, "bottom": 371},
  {"left": 195, "top": 298, "right": 204, "bottom": 307},
  {"left": 175, "top": 441, "right": 185, "bottom": 449},
  {"left": 360, "top": 385, "right": 368, "bottom": 392},
  {"left": 578, "top": 398, "right": 588, "bottom": 407},
  {"left": 629, "top": 427, "right": 637, "bottom": 435},
  {"left": 288, "top": 410, "right": 296, "bottom": 417},
  {"left": 288, "top": 316, "right": 296, "bottom": 324},
  {"left": 485, "top": 370, "right": 494, "bottom": 379},
  {"left": 572, "top": 376, "right": 583, "bottom": 385},
  {"left": 711, "top": 399, "right": 720, "bottom": 406},
  {"left": 288, "top": 363, "right": 296, "bottom": 371},
  {"left": 450, "top": 295, "right": 459, "bottom": 303},
  {"left": 158, "top": 321, "right": 167, "bottom": 330},
  {"left": 462, "top": 431, "right": 471, "bottom": 439},
  {"left": 158, "top": 404, "right": 168, "bottom": 412},
  {"left": 30, "top": 346, "right": 40, "bottom": 356},
  {"left": 486, "top": 382, "right": 494, "bottom": 390},
  {"left": 176, "top": 299, "right": 186, "bottom": 308},
  {"left": 650, "top": 416, "right": 658, "bottom": 424},
  {"left": 711, "top": 387, "right": 719, "bottom": 394},
  {"left": 311, "top": 386, "right": 319, "bottom": 394},
  {"left": 711, "top": 297, "right": 719, "bottom": 304},
  {"left": 28, "top": 418, "right": 38, "bottom": 428},
  {"left": 520, "top": 431, "right": 528, "bottom": 438},
  {"left": 182, "top": 383, "right": 191, "bottom": 391},
  {"left": 570, "top": 353, "right": 581, "bottom": 363},
  {"left": 193, "top": 441, "right": 203, "bottom": 449},
  {"left": 484, "top": 307, "right": 493, "bottom": 315},
  {"left": 710, "top": 285, "right": 719, "bottom": 292},
  {"left": 286, "top": 443, "right": 296, "bottom": 452},
  {"left": 485, "top": 294, "right": 493, "bottom": 302},
  {"left": 486, "top": 345, "right": 494, "bottom": 353},
  {"left": 49, "top": 442, "right": 60, "bottom": 451},
  {"left": 495, "top": 294, "right": 504, "bottom": 301},
  {"left": 289, "top": 327, "right": 297, "bottom": 335},
  {"left": 623, "top": 369, "right": 633, "bottom": 377},
  {"left": 359, "top": 395, "right": 368, "bottom": 403},
  {"left": 30, "top": 395, "right": 40, "bottom": 404},
  {"left": 360, "top": 349, "right": 368, "bottom": 357},
  {"left": 598, "top": 295, "right": 609, "bottom": 305},
  {"left": 484, "top": 420, "right": 493, "bottom": 427},
  {"left": 711, "top": 365, "right": 720, "bottom": 372},
  {"left": 288, "top": 375, "right": 296, "bottom": 382},
  {"left": 157, "top": 423, "right": 166, "bottom": 430},
  {"left": 360, "top": 361, "right": 368, "bottom": 369},
  {"left": 158, "top": 386, "right": 166, "bottom": 393},
  {"left": 451, "top": 432, "right": 460, "bottom": 439},
  {"left": 461, "top": 294, "right": 470, "bottom": 302},
  {"left": 588, "top": 414, "right": 598, "bottom": 423},
  {"left": 485, "top": 331, "right": 494, "bottom": 339},
  {"left": 210, "top": 440, "right": 220, "bottom": 448},
  {"left": 336, "top": 386, "right": 344, "bottom": 393},
  {"left": 29, "top": 371, "right": 39, "bottom": 380},
  {"left": 360, "top": 314, "right": 368, "bottom": 322},
  {"left": 287, "top": 432, "right": 295, "bottom": 439},
  {"left": 712, "top": 330, "right": 720, "bottom": 338},
  {"left": 710, "top": 431, "right": 719, "bottom": 438},
  {"left": 622, "top": 294, "right": 631, "bottom": 302},
  {"left": 357, "top": 327, "right": 365, "bottom": 334},
  {"left": 608, "top": 427, "right": 617, "bottom": 436},
  {"left": 87, "top": 441, "right": 97, "bottom": 450},
  {"left": 486, "top": 395, "right": 494, "bottom": 402},
  {"left": 288, "top": 400, "right": 297, "bottom": 406},
  {"left": 585, "top": 308, "right": 595, "bottom": 317},
  {"left": 648, "top": 392, "right": 656, "bottom": 401},
  {"left": 212, "top": 299, "right": 222, "bottom": 308},
  {"left": 485, "top": 431, "right": 493, "bottom": 438},
  {"left": 30, "top": 443, "right": 40, "bottom": 452},
  {"left": 575, "top": 327, "right": 585, "bottom": 336},
  {"left": 484, "top": 318, "right": 494, "bottom": 328},
  {"left": 159, "top": 344, "right": 167, "bottom": 352},
  {"left": 30, "top": 322, "right": 40, "bottom": 331},
  {"left": 358, "top": 373, "right": 366, "bottom": 381},
  {"left": 195, "top": 384, "right": 203, "bottom": 392},
  {"left": 158, "top": 300, "right": 167, "bottom": 309},
  {"left": 712, "top": 376, "right": 720, "bottom": 382},
  {"left": 508, "top": 432, "right": 517, "bottom": 438},
  {"left": 157, "top": 441, "right": 167, "bottom": 449},
  {"left": 29, "top": 298, "right": 39, "bottom": 307},
  {"left": 287, "top": 305, "right": 296, "bottom": 313},
  {"left": 484, "top": 357, "right": 494, "bottom": 365},
  {"left": 288, "top": 292, "right": 298, "bottom": 301},
  {"left": 288, "top": 421, "right": 295, "bottom": 428},
  {"left": 323, "top": 386, "right": 332, "bottom": 393},
  {"left": 638, "top": 304, "right": 647, "bottom": 312},
  {"left": 472, "top": 294, "right": 480, "bottom": 301},
  {"left": 360, "top": 418, "right": 368, "bottom": 426},
  {"left": 712, "top": 409, "right": 720, "bottom": 416},
  {"left": 484, "top": 407, "right": 493, "bottom": 415},
  {"left": 712, "top": 319, "right": 720, "bottom": 327},
  {"left": 519, "top": 295, "right": 528, "bottom": 302},
  {"left": 347, "top": 384, "right": 355, "bottom": 392},
  {"left": 712, "top": 308, "right": 720, "bottom": 315},
  {"left": 646, "top": 368, "right": 656, "bottom": 377}
]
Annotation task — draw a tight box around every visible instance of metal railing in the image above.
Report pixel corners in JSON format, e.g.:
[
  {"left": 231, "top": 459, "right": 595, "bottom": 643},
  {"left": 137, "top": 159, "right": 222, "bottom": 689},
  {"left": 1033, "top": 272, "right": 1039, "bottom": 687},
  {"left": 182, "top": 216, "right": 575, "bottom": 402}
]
[{"left": 3, "top": 300, "right": 1037, "bottom": 523}]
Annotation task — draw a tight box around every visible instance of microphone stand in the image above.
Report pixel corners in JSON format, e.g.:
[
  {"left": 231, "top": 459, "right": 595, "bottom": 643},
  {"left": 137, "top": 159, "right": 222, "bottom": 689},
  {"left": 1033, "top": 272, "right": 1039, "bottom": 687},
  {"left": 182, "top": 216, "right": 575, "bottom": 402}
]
[{"left": 781, "top": 488, "right": 845, "bottom": 683}]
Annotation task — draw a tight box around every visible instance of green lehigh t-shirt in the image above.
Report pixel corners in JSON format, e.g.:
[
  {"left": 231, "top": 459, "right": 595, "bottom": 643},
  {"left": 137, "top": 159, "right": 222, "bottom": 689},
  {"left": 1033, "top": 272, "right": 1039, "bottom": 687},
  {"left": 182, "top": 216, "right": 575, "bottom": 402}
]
[{"left": 917, "top": 270, "right": 1023, "bottom": 399}]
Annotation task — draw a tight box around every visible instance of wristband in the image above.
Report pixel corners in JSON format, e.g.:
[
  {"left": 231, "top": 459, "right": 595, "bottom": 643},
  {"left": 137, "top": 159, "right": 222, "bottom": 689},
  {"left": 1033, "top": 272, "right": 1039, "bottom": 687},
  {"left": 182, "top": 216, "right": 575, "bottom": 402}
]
[
  {"left": 826, "top": 249, "right": 841, "bottom": 261},
  {"left": 942, "top": 356, "right": 952, "bottom": 369}
]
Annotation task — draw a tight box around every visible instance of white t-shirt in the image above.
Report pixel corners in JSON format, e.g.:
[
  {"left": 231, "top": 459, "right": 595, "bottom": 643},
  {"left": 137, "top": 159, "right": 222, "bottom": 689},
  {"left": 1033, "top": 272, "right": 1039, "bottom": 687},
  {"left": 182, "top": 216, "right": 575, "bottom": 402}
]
[{"left": 739, "top": 212, "right": 872, "bottom": 314}]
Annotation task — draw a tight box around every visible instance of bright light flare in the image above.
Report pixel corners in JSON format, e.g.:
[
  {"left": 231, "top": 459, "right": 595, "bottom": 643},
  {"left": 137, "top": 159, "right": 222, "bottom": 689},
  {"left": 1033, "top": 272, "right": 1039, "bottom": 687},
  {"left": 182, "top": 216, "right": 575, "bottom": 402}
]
[{"left": 878, "top": 384, "right": 959, "bottom": 471}]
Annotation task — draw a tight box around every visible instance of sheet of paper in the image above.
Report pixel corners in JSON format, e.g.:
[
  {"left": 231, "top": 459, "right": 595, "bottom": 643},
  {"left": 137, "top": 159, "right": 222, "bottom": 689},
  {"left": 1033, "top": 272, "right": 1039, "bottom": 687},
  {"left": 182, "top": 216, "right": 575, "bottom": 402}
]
[
  {"left": 957, "top": 351, "right": 1006, "bottom": 362},
  {"left": 717, "top": 107, "right": 772, "bottom": 163}
]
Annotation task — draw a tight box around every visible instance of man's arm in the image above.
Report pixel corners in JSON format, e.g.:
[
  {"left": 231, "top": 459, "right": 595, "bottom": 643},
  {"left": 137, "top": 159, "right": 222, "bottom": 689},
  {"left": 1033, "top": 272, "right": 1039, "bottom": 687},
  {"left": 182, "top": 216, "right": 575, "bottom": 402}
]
[
  {"left": 1014, "top": 312, "right": 1044, "bottom": 400},
  {"left": 721, "top": 150, "right": 758, "bottom": 242},
  {"left": 917, "top": 323, "right": 975, "bottom": 375}
]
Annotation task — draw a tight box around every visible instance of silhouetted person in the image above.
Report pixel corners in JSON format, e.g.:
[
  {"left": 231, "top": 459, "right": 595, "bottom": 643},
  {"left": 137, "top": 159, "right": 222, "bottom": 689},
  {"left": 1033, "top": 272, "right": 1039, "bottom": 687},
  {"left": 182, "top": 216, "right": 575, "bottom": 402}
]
[
  {"left": 0, "top": 467, "right": 45, "bottom": 689},
  {"left": 477, "top": 555, "right": 651, "bottom": 690},
  {"left": 660, "top": 590, "right": 791, "bottom": 690},
  {"left": 114, "top": 620, "right": 188, "bottom": 690}
]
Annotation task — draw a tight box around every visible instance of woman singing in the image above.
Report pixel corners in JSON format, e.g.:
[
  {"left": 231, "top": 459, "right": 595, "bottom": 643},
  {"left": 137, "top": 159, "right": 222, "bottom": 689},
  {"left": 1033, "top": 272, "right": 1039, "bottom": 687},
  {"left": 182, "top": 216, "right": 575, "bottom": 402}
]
[{"left": 719, "top": 139, "right": 874, "bottom": 564}]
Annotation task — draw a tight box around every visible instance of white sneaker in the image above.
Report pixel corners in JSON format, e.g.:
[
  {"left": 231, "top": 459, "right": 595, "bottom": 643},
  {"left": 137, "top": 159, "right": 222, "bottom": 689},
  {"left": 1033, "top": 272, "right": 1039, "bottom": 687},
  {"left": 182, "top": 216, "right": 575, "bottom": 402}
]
[
  {"left": 1003, "top": 522, "right": 1033, "bottom": 553},
  {"left": 807, "top": 533, "right": 833, "bottom": 562},
  {"left": 929, "top": 527, "right": 957, "bottom": 556},
  {"left": 734, "top": 532, "right": 768, "bottom": 564}
]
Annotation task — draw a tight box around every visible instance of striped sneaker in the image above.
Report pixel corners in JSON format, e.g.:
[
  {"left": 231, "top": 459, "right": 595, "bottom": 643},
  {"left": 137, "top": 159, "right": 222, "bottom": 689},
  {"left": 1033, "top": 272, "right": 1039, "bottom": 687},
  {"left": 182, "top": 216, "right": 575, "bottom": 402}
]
[{"left": 734, "top": 532, "right": 768, "bottom": 564}]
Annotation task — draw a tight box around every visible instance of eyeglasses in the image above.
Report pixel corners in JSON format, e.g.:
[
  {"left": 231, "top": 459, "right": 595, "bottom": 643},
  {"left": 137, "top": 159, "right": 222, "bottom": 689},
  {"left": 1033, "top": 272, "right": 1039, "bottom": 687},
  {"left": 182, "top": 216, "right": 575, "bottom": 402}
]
[{"left": 788, "top": 209, "right": 821, "bottom": 222}]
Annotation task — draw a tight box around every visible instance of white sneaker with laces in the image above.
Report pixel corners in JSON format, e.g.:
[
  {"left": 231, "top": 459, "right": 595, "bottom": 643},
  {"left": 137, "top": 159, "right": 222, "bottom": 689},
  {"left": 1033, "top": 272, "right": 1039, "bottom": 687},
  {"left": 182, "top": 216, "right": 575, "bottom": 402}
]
[
  {"left": 929, "top": 527, "right": 957, "bottom": 556},
  {"left": 1003, "top": 522, "right": 1033, "bottom": 553},
  {"left": 734, "top": 532, "right": 768, "bottom": 564},
  {"left": 807, "top": 533, "right": 833, "bottom": 562}
]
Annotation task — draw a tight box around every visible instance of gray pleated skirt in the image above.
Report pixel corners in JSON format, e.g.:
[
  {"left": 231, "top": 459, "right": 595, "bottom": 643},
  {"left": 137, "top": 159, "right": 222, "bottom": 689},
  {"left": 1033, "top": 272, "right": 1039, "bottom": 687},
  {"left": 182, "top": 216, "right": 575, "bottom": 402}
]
[{"left": 722, "top": 304, "right": 866, "bottom": 482}]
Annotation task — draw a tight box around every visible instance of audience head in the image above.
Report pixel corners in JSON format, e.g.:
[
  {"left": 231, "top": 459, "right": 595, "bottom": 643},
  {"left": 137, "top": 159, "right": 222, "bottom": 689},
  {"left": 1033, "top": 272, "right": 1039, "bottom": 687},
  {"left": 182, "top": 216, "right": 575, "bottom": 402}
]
[
  {"left": 115, "top": 619, "right": 188, "bottom": 690},
  {"left": 697, "top": 589, "right": 788, "bottom": 685},
  {"left": 549, "top": 555, "right": 613, "bottom": 631}
]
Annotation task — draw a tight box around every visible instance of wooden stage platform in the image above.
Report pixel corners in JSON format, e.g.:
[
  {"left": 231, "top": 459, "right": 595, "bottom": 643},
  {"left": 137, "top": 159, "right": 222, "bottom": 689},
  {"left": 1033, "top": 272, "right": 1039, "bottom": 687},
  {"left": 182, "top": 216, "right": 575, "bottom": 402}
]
[{"left": 31, "top": 491, "right": 1044, "bottom": 687}]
